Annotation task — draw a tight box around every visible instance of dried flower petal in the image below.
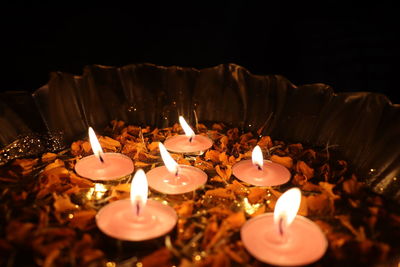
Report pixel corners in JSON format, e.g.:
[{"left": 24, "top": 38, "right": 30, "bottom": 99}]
[
  {"left": 141, "top": 247, "right": 173, "bottom": 267},
  {"left": 69, "top": 210, "right": 97, "bottom": 230},
  {"left": 175, "top": 201, "right": 194, "bottom": 218},
  {"left": 53, "top": 193, "right": 78, "bottom": 213},
  {"left": 296, "top": 161, "right": 314, "bottom": 179},
  {"left": 247, "top": 187, "right": 267, "bottom": 204},
  {"left": 257, "top": 136, "right": 273, "bottom": 149},
  {"left": 215, "top": 165, "right": 232, "bottom": 181},
  {"left": 205, "top": 188, "right": 235, "bottom": 201},
  {"left": 342, "top": 174, "right": 364, "bottom": 195},
  {"left": 270, "top": 155, "right": 293, "bottom": 169},
  {"left": 42, "top": 152, "right": 57, "bottom": 163},
  {"left": 205, "top": 150, "right": 221, "bottom": 163}
]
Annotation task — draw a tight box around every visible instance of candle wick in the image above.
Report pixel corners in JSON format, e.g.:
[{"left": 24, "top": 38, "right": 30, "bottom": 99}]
[
  {"left": 257, "top": 164, "right": 263, "bottom": 171},
  {"left": 279, "top": 217, "right": 284, "bottom": 236},
  {"left": 136, "top": 202, "right": 140, "bottom": 217},
  {"left": 175, "top": 169, "right": 179, "bottom": 177},
  {"left": 189, "top": 136, "right": 193, "bottom": 143},
  {"left": 99, "top": 154, "right": 105, "bottom": 163}
]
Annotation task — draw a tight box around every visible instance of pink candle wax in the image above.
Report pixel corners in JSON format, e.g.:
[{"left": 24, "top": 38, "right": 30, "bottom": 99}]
[
  {"left": 75, "top": 153, "right": 134, "bottom": 181},
  {"left": 146, "top": 165, "right": 207, "bottom": 194},
  {"left": 96, "top": 199, "right": 177, "bottom": 241},
  {"left": 164, "top": 135, "right": 213, "bottom": 154},
  {"left": 241, "top": 213, "right": 327, "bottom": 266},
  {"left": 232, "top": 160, "right": 290, "bottom": 186}
]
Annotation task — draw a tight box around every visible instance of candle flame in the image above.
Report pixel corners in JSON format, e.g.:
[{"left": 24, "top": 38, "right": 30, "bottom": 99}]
[
  {"left": 274, "top": 187, "right": 301, "bottom": 234},
  {"left": 252, "top": 145, "right": 264, "bottom": 170},
  {"left": 179, "top": 116, "right": 195, "bottom": 141},
  {"left": 159, "top": 142, "right": 179, "bottom": 175},
  {"left": 130, "top": 169, "right": 148, "bottom": 217},
  {"left": 88, "top": 127, "right": 104, "bottom": 162}
]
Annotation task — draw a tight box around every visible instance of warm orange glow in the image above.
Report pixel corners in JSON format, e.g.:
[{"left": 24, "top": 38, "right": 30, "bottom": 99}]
[
  {"left": 88, "top": 127, "right": 104, "bottom": 161},
  {"left": 179, "top": 116, "right": 195, "bottom": 140},
  {"left": 252, "top": 145, "right": 264, "bottom": 170},
  {"left": 159, "top": 142, "right": 179, "bottom": 175},
  {"left": 130, "top": 169, "right": 148, "bottom": 216},
  {"left": 274, "top": 187, "right": 301, "bottom": 231}
]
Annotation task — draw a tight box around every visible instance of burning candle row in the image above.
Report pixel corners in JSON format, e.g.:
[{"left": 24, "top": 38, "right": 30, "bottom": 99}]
[
  {"left": 73, "top": 117, "right": 327, "bottom": 266},
  {"left": 96, "top": 168, "right": 327, "bottom": 266}
]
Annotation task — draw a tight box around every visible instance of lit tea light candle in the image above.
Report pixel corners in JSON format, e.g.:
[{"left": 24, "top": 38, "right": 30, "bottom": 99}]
[
  {"left": 75, "top": 127, "right": 134, "bottom": 181},
  {"left": 232, "top": 145, "right": 290, "bottom": 186},
  {"left": 241, "top": 188, "right": 327, "bottom": 266},
  {"left": 96, "top": 169, "right": 178, "bottom": 241},
  {"left": 146, "top": 143, "right": 207, "bottom": 194},
  {"left": 164, "top": 116, "right": 213, "bottom": 154}
]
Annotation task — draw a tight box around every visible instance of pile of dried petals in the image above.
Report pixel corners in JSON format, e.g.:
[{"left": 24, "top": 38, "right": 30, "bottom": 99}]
[{"left": 1, "top": 120, "right": 400, "bottom": 267}]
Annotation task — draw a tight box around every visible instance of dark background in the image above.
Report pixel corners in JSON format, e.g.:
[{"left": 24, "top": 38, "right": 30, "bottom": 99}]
[{"left": 1, "top": 1, "right": 399, "bottom": 102}]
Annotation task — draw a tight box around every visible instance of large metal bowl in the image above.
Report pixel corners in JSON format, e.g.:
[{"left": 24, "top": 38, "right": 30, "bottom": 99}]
[{"left": 0, "top": 63, "right": 399, "bottom": 203}]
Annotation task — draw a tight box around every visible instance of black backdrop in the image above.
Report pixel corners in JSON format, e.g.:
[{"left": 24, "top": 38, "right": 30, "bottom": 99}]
[{"left": 1, "top": 1, "right": 399, "bottom": 103}]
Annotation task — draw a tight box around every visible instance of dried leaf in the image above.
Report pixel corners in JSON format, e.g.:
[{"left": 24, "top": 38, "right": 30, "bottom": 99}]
[
  {"left": 226, "top": 180, "right": 247, "bottom": 197},
  {"left": 257, "top": 136, "right": 273, "bottom": 149},
  {"left": 53, "top": 193, "right": 78, "bottom": 213},
  {"left": 42, "top": 153, "right": 57, "bottom": 163},
  {"left": 293, "top": 173, "right": 307, "bottom": 186},
  {"left": 82, "top": 141, "right": 92, "bottom": 154},
  {"left": 219, "top": 135, "right": 229, "bottom": 151},
  {"left": 342, "top": 174, "right": 364, "bottom": 195},
  {"left": 148, "top": 141, "right": 159, "bottom": 152},
  {"left": 307, "top": 193, "right": 333, "bottom": 216},
  {"left": 6, "top": 221, "right": 35, "bottom": 244},
  {"left": 71, "top": 140, "right": 84, "bottom": 155},
  {"left": 224, "top": 241, "right": 250, "bottom": 264},
  {"left": 319, "top": 182, "right": 340, "bottom": 200},
  {"left": 175, "top": 200, "right": 194, "bottom": 218},
  {"left": 270, "top": 155, "right": 293, "bottom": 169},
  {"left": 247, "top": 187, "right": 267, "bottom": 204},
  {"left": 141, "top": 247, "right": 172, "bottom": 267},
  {"left": 43, "top": 249, "right": 60, "bottom": 267},
  {"left": 336, "top": 215, "right": 366, "bottom": 241},
  {"left": 195, "top": 157, "right": 214, "bottom": 171},
  {"left": 208, "top": 207, "right": 234, "bottom": 218},
  {"left": 99, "top": 136, "right": 121, "bottom": 151},
  {"left": 224, "top": 212, "right": 245, "bottom": 229},
  {"left": 296, "top": 161, "right": 314, "bottom": 179},
  {"left": 12, "top": 158, "right": 38, "bottom": 175},
  {"left": 205, "top": 188, "right": 235, "bottom": 200},
  {"left": 135, "top": 161, "right": 152, "bottom": 168},
  {"left": 69, "top": 210, "right": 97, "bottom": 230},
  {"left": 205, "top": 150, "right": 221, "bottom": 163},
  {"left": 215, "top": 165, "right": 232, "bottom": 181},
  {"left": 288, "top": 143, "right": 303, "bottom": 155},
  {"left": 69, "top": 172, "right": 94, "bottom": 188}
]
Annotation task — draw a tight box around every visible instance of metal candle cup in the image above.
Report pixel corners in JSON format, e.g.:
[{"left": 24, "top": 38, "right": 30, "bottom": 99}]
[
  {"left": 146, "top": 143, "right": 207, "bottom": 194},
  {"left": 96, "top": 170, "right": 178, "bottom": 241},
  {"left": 163, "top": 116, "right": 212, "bottom": 154},
  {"left": 241, "top": 188, "right": 327, "bottom": 266},
  {"left": 96, "top": 199, "right": 177, "bottom": 241},
  {"left": 164, "top": 135, "right": 213, "bottom": 154},
  {"left": 74, "top": 127, "right": 134, "bottom": 181},
  {"left": 232, "top": 145, "right": 290, "bottom": 186}
]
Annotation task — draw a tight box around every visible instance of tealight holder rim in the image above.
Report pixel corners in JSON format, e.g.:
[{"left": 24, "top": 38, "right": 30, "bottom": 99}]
[{"left": 241, "top": 212, "right": 328, "bottom": 266}]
